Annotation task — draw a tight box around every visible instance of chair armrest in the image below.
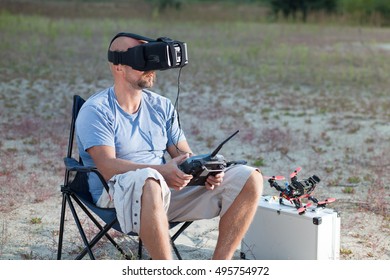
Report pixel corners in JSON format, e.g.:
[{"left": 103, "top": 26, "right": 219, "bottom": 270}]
[
  {"left": 63, "top": 157, "right": 110, "bottom": 192},
  {"left": 64, "top": 157, "right": 97, "bottom": 172}
]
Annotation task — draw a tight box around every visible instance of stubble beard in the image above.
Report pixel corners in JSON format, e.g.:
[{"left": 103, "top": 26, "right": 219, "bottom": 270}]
[{"left": 137, "top": 71, "right": 156, "bottom": 89}]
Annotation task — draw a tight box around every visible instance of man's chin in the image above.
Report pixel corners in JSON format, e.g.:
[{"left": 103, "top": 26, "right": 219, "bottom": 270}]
[
  {"left": 139, "top": 74, "right": 156, "bottom": 89},
  {"left": 138, "top": 80, "right": 154, "bottom": 89}
]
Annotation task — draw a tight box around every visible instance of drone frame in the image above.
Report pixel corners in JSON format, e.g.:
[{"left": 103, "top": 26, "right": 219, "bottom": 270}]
[{"left": 265, "top": 167, "right": 335, "bottom": 215}]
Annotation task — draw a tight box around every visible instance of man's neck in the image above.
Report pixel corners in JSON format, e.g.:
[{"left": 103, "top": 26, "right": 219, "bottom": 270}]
[{"left": 114, "top": 84, "right": 143, "bottom": 114}]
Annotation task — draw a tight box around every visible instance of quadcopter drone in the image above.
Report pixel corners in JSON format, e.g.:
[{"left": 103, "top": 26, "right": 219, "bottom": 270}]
[{"left": 264, "top": 167, "right": 336, "bottom": 214}]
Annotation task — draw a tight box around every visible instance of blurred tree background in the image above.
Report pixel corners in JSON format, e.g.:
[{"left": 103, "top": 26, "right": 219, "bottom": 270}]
[
  {"left": 144, "top": 0, "right": 390, "bottom": 25},
  {"left": 259, "top": 0, "right": 390, "bottom": 24},
  {"left": 0, "top": 0, "right": 389, "bottom": 25}
]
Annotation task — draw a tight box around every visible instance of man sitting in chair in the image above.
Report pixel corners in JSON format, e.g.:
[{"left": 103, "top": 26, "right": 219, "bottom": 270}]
[{"left": 75, "top": 32, "right": 263, "bottom": 260}]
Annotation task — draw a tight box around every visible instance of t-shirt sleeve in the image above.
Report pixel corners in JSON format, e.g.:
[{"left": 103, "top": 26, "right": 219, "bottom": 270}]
[{"left": 76, "top": 104, "right": 115, "bottom": 151}]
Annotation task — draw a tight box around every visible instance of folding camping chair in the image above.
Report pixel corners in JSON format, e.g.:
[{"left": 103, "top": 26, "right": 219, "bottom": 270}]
[{"left": 57, "top": 95, "right": 193, "bottom": 260}]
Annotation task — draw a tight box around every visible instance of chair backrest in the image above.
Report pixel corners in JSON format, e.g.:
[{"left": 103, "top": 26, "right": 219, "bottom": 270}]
[
  {"left": 63, "top": 95, "right": 123, "bottom": 232},
  {"left": 64, "top": 94, "right": 110, "bottom": 197},
  {"left": 66, "top": 95, "right": 85, "bottom": 159},
  {"left": 64, "top": 95, "right": 85, "bottom": 187}
]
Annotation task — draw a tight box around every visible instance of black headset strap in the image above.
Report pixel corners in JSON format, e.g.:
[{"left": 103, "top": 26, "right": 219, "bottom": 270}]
[{"left": 108, "top": 32, "right": 155, "bottom": 48}]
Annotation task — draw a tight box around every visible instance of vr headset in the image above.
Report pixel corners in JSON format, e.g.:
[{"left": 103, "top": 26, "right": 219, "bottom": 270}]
[{"left": 107, "top": 32, "right": 188, "bottom": 71}]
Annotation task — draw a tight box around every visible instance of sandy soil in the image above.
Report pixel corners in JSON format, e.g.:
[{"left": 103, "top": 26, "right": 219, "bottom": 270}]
[{"left": 0, "top": 76, "right": 389, "bottom": 261}]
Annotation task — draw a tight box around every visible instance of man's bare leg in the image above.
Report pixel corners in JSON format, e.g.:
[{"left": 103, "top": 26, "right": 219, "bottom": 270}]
[
  {"left": 139, "top": 178, "right": 172, "bottom": 260},
  {"left": 212, "top": 170, "right": 263, "bottom": 260}
]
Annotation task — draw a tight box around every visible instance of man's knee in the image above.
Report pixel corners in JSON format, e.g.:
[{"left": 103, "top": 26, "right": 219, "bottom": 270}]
[
  {"left": 143, "top": 178, "right": 163, "bottom": 201},
  {"left": 244, "top": 170, "right": 264, "bottom": 198},
  {"left": 144, "top": 177, "right": 162, "bottom": 188}
]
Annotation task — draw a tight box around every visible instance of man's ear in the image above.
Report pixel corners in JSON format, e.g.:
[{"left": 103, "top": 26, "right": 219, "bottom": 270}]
[
  {"left": 109, "top": 62, "right": 123, "bottom": 74},
  {"left": 113, "top": 64, "right": 127, "bottom": 77},
  {"left": 114, "top": 64, "right": 123, "bottom": 72}
]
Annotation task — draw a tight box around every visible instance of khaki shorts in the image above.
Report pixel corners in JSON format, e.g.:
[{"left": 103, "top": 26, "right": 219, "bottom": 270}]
[
  {"left": 97, "top": 168, "right": 171, "bottom": 234},
  {"left": 97, "top": 164, "right": 258, "bottom": 233},
  {"left": 168, "top": 164, "right": 259, "bottom": 222}
]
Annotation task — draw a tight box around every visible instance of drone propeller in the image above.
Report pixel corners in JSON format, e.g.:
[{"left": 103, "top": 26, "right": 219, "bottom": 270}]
[
  {"left": 264, "top": 175, "right": 286, "bottom": 181},
  {"left": 297, "top": 193, "right": 309, "bottom": 200},
  {"left": 317, "top": 197, "right": 336, "bottom": 206},
  {"left": 290, "top": 167, "right": 302, "bottom": 178},
  {"left": 297, "top": 203, "right": 312, "bottom": 214}
]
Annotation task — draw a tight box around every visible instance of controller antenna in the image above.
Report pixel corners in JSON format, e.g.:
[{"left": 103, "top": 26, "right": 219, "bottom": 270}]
[{"left": 210, "top": 130, "right": 239, "bottom": 157}]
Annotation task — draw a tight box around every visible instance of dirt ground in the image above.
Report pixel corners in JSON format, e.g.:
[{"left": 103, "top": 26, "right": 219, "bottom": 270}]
[{"left": 0, "top": 77, "right": 389, "bottom": 261}]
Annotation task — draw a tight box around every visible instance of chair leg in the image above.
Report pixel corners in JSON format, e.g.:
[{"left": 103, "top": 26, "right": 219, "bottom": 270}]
[
  {"left": 67, "top": 196, "right": 96, "bottom": 259},
  {"left": 171, "top": 221, "right": 193, "bottom": 260},
  {"left": 76, "top": 218, "right": 118, "bottom": 260},
  {"left": 138, "top": 238, "right": 143, "bottom": 260},
  {"left": 57, "top": 193, "right": 68, "bottom": 260},
  {"left": 171, "top": 240, "right": 183, "bottom": 260},
  {"left": 58, "top": 192, "right": 96, "bottom": 259},
  {"left": 71, "top": 194, "right": 133, "bottom": 260},
  {"left": 171, "top": 221, "right": 193, "bottom": 242},
  {"left": 58, "top": 193, "right": 191, "bottom": 260}
]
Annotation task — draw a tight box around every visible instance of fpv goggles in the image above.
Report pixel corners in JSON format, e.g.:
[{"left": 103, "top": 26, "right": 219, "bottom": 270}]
[{"left": 107, "top": 32, "right": 188, "bottom": 71}]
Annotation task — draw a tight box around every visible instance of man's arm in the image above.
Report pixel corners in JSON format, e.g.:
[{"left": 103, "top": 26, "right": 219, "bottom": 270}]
[
  {"left": 87, "top": 145, "right": 192, "bottom": 190},
  {"left": 166, "top": 140, "right": 193, "bottom": 159}
]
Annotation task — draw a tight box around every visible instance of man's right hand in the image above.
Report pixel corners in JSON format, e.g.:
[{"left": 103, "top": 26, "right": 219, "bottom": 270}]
[{"left": 159, "top": 154, "right": 193, "bottom": 190}]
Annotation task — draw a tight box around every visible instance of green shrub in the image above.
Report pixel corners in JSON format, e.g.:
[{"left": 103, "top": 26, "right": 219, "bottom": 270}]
[
  {"left": 260, "top": 0, "right": 337, "bottom": 21},
  {"left": 338, "top": 0, "right": 390, "bottom": 25}
]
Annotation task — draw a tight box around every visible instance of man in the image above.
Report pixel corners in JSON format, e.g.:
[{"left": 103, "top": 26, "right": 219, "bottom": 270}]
[{"left": 76, "top": 33, "right": 263, "bottom": 260}]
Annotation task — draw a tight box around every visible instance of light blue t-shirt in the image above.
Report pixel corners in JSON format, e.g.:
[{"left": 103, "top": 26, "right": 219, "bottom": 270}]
[{"left": 76, "top": 86, "right": 186, "bottom": 202}]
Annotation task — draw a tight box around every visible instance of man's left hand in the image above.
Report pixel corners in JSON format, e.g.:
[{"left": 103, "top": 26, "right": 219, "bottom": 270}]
[{"left": 205, "top": 172, "right": 225, "bottom": 190}]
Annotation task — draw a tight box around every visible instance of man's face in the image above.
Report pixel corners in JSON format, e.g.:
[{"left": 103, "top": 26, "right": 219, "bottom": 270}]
[
  {"left": 121, "top": 65, "right": 156, "bottom": 90},
  {"left": 123, "top": 39, "right": 156, "bottom": 89},
  {"left": 137, "top": 70, "right": 156, "bottom": 89},
  {"left": 111, "top": 36, "right": 157, "bottom": 90},
  {"left": 126, "top": 39, "right": 156, "bottom": 90}
]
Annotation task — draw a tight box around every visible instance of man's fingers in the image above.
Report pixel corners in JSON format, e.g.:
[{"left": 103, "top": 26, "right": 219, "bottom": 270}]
[
  {"left": 205, "top": 182, "right": 215, "bottom": 190},
  {"left": 206, "top": 172, "right": 224, "bottom": 186},
  {"left": 173, "top": 153, "right": 190, "bottom": 164}
]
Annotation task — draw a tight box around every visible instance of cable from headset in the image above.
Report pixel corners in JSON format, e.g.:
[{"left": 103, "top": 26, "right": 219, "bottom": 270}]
[
  {"left": 170, "top": 66, "right": 187, "bottom": 155},
  {"left": 173, "top": 66, "right": 182, "bottom": 130}
]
